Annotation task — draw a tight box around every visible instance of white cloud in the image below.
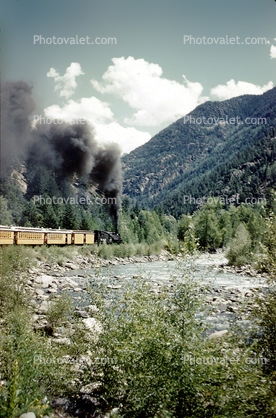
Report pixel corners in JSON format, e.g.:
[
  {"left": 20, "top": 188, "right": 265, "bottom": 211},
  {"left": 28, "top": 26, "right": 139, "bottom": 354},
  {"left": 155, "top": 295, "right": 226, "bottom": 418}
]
[
  {"left": 44, "top": 96, "right": 151, "bottom": 154},
  {"left": 210, "top": 79, "right": 274, "bottom": 100},
  {"left": 45, "top": 58, "right": 275, "bottom": 155},
  {"left": 44, "top": 96, "right": 113, "bottom": 125},
  {"left": 47, "top": 62, "right": 84, "bottom": 98},
  {"left": 91, "top": 56, "right": 208, "bottom": 127},
  {"left": 270, "top": 44, "right": 276, "bottom": 59},
  {"left": 95, "top": 122, "right": 151, "bottom": 154}
]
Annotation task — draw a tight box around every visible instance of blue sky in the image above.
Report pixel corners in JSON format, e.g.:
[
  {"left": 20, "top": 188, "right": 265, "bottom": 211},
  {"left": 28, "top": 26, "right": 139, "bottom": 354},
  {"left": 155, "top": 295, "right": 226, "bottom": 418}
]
[{"left": 1, "top": 0, "right": 276, "bottom": 153}]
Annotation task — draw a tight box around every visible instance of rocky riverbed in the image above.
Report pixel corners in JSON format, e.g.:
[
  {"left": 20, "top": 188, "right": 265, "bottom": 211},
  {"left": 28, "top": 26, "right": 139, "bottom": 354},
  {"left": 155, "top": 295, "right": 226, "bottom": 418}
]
[
  {"left": 22, "top": 249, "right": 268, "bottom": 418},
  {"left": 27, "top": 250, "right": 173, "bottom": 330},
  {"left": 27, "top": 249, "right": 267, "bottom": 335}
]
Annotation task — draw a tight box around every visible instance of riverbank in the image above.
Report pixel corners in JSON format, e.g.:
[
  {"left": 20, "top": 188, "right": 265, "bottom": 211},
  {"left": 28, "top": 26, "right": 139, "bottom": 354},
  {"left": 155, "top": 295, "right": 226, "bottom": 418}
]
[
  {"left": 33, "top": 245, "right": 266, "bottom": 278},
  {"left": 24, "top": 250, "right": 270, "bottom": 417},
  {"left": 25, "top": 247, "right": 266, "bottom": 331},
  {"left": 27, "top": 249, "right": 266, "bottom": 335},
  {"left": 1, "top": 245, "right": 271, "bottom": 418}
]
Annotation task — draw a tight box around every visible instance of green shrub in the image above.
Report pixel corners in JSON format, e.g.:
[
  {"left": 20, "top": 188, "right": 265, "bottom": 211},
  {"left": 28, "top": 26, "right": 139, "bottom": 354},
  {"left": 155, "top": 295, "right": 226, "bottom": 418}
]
[
  {"left": 82, "top": 264, "right": 274, "bottom": 417},
  {"left": 45, "top": 293, "right": 74, "bottom": 331},
  {"left": 0, "top": 246, "right": 36, "bottom": 316},
  {"left": 34, "top": 244, "right": 76, "bottom": 265},
  {"left": 257, "top": 213, "right": 276, "bottom": 279},
  {"left": 226, "top": 223, "right": 252, "bottom": 266},
  {"left": 0, "top": 309, "right": 52, "bottom": 418},
  {"left": 252, "top": 212, "right": 276, "bottom": 375},
  {"left": 85, "top": 273, "right": 208, "bottom": 417}
]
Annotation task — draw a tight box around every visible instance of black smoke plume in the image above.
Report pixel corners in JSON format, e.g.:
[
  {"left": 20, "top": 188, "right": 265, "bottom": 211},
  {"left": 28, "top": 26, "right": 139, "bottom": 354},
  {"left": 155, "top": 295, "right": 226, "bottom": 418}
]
[
  {"left": 1, "top": 81, "right": 122, "bottom": 220},
  {"left": 1, "top": 81, "right": 35, "bottom": 176}
]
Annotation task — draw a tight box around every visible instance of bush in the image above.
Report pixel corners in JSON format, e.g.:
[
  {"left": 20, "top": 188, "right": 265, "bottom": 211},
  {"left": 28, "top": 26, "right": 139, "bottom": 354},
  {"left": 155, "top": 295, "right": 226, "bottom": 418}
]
[
  {"left": 0, "top": 246, "right": 35, "bottom": 316},
  {"left": 89, "top": 241, "right": 165, "bottom": 260},
  {"left": 0, "top": 246, "right": 80, "bottom": 417},
  {"left": 34, "top": 244, "right": 76, "bottom": 265},
  {"left": 82, "top": 263, "right": 275, "bottom": 417},
  {"left": 226, "top": 223, "right": 252, "bottom": 266},
  {"left": 45, "top": 293, "right": 74, "bottom": 332},
  {"left": 1, "top": 243, "right": 276, "bottom": 417},
  {"left": 252, "top": 212, "right": 276, "bottom": 374},
  {"left": 0, "top": 309, "right": 52, "bottom": 418},
  {"left": 85, "top": 272, "right": 209, "bottom": 417},
  {"left": 257, "top": 213, "right": 276, "bottom": 278}
]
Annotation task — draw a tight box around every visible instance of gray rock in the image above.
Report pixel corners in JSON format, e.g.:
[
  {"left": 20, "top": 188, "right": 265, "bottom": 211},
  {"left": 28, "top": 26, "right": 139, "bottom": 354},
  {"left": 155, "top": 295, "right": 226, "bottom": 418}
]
[
  {"left": 80, "top": 382, "right": 101, "bottom": 394},
  {"left": 31, "top": 314, "right": 39, "bottom": 323},
  {"left": 28, "top": 299, "right": 37, "bottom": 308},
  {"left": 52, "top": 398, "right": 69, "bottom": 407},
  {"left": 34, "top": 275, "right": 53, "bottom": 288},
  {"left": 208, "top": 330, "right": 228, "bottom": 339},
  {"left": 78, "top": 310, "right": 89, "bottom": 318},
  {"left": 58, "top": 283, "right": 71, "bottom": 290},
  {"left": 82, "top": 317, "right": 102, "bottom": 334},
  {"left": 85, "top": 305, "right": 99, "bottom": 315},
  {"left": 65, "top": 278, "right": 79, "bottom": 287},
  {"left": 64, "top": 262, "right": 78, "bottom": 270},
  {"left": 49, "top": 282, "right": 58, "bottom": 289},
  {"left": 35, "top": 289, "right": 45, "bottom": 296},
  {"left": 29, "top": 267, "right": 40, "bottom": 274},
  {"left": 226, "top": 306, "right": 237, "bottom": 313},
  {"left": 104, "top": 407, "right": 121, "bottom": 418},
  {"left": 47, "top": 288, "right": 57, "bottom": 294},
  {"left": 107, "top": 285, "right": 122, "bottom": 289},
  {"left": 54, "top": 338, "right": 71, "bottom": 345},
  {"left": 35, "top": 319, "right": 48, "bottom": 328},
  {"left": 39, "top": 295, "right": 49, "bottom": 300},
  {"left": 20, "top": 413, "right": 36, "bottom": 418},
  {"left": 37, "top": 300, "right": 52, "bottom": 314}
]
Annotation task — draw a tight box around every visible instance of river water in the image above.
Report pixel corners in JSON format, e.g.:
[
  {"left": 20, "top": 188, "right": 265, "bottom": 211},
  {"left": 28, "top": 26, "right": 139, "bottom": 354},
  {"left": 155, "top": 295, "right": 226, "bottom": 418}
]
[{"left": 60, "top": 252, "right": 267, "bottom": 334}]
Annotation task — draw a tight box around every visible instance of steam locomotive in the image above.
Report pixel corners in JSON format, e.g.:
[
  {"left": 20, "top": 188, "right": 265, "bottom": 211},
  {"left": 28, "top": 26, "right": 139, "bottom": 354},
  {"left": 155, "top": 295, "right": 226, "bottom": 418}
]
[{"left": 0, "top": 226, "right": 123, "bottom": 245}]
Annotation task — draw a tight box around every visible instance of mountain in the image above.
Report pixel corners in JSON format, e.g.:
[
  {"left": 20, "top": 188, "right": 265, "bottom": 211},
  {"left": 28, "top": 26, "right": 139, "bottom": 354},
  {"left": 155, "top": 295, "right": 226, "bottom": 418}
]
[
  {"left": 122, "top": 87, "right": 276, "bottom": 214},
  {"left": 162, "top": 130, "right": 276, "bottom": 217}
]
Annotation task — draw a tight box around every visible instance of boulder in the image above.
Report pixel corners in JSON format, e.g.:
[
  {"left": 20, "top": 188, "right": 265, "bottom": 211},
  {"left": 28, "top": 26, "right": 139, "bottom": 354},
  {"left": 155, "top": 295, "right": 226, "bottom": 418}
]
[
  {"left": 208, "top": 330, "right": 228, "bottom": 339},
  {"left": 85, "top": 305, "right": 99, "bottom": 315},
  {"left": 82, "top": 317, "right": 102, "bottom": 334},
  {"left": 36, "top": 300, "right": 52, "bottom": 314},
  {"left": 64, "top": 262, "right": 78, "bottom": 270},
  {"left": 34, "top": 275, "right": 53, "bottom": 288},
  {"left": 20, "top": 413, "right": 36, "bottom": 418}
]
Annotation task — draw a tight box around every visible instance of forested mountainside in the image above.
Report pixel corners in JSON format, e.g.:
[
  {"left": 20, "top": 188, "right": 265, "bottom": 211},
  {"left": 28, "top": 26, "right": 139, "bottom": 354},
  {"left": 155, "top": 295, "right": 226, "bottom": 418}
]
[
  {"left": 122, "top": 87, "right": 276, "bottom": 212},
  {"left": 162, "top": 129, "right": 276, "bottom": 217}
]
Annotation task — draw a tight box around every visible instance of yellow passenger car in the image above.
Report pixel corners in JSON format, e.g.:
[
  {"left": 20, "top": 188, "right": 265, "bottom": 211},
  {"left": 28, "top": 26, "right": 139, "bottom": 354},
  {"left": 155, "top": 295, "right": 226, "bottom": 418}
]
[
  {"left": 46, "top": 232, "right": 66, "bottom": 245},
  {"left": 0, "top": 229, "right": 14, "bottom": 244},
  {"left": 72, "top": 232, "right": 84, "bottom": 244},
  {"left": 16, "top": 231, "right": 44, "bottom": 245},
  {"left": 85, "top": 232, "right": 95, "bottom": 244}
]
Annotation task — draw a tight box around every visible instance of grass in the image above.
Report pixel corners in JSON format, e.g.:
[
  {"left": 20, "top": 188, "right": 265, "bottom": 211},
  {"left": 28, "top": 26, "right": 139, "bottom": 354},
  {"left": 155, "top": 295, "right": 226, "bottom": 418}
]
[
  {"left": 79, "top": 240, "right": 166, "bottom": 259},
  {"left": 33, "top": 244, "right": 77, "bottom": 265}
]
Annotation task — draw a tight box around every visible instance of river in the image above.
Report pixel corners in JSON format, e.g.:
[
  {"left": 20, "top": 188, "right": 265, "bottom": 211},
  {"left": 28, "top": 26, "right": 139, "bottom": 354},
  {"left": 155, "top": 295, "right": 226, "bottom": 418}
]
[{"left": 54, "top": 252, "right": 267, "bottom": 334}]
